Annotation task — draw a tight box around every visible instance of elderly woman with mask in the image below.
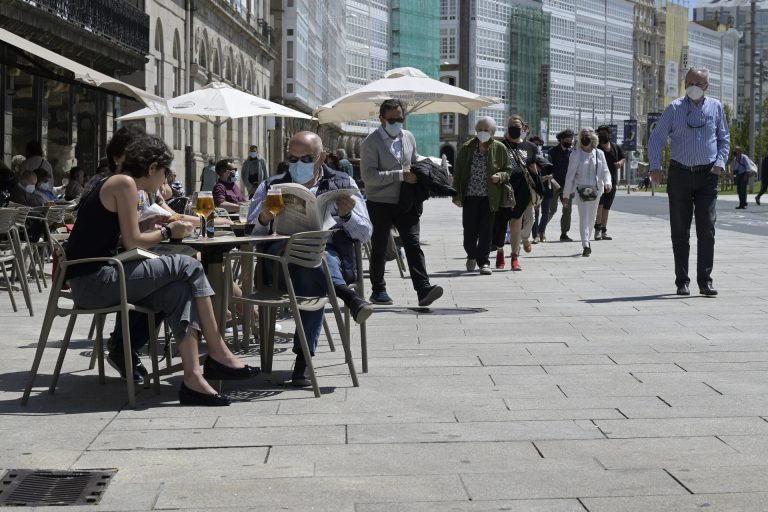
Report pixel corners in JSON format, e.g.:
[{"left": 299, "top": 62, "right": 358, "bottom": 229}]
[
  {"left": 452, "top": 117, "right": 512, "bottom": 275},
  {"left": 562, "top": 127, "right": 612, "bottom": 257}
]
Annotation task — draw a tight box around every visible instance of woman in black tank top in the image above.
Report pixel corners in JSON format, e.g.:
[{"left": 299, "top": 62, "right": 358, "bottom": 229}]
[{"left": 66, "top": 135, "right": 258, "bottom": 406}]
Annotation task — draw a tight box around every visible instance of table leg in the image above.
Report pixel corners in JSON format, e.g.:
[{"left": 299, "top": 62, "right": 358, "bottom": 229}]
[{"left": 240, "top": 244, "right": 254, "bottom": 351}]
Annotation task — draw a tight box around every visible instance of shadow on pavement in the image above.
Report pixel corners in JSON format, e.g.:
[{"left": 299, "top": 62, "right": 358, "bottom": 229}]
[{"left": 582, "top": 294, "right": 685, "bottom": 303}]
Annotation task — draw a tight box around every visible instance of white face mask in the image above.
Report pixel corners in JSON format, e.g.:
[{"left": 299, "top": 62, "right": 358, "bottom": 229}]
[
  {"left": 476, "top": 131, "right": 492, "bottom": 143},
  {"left": 686, "top": 85, "right": 705, "bottom": 101},
  {"left": 24, "top": 184, "right": 35, "bottom": 194},
  {"left": 39, "top": 182, "right": 51, "bottom": 191}
]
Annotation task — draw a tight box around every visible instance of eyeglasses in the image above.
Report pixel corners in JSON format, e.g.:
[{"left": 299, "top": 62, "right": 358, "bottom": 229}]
[
  {"left": 384, "top": 117, "right": 405, "bottom": 124},
  {"left": 686, "top": 109, "right": 707, "bottom": 129},
  {"left": 287, "top": 154, "right": 315, "bottom": 164}
]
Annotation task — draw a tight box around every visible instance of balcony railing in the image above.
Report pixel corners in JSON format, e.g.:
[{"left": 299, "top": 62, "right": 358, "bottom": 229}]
[{"left": 27, "top": 0, "right": 150, "bottom": 55}]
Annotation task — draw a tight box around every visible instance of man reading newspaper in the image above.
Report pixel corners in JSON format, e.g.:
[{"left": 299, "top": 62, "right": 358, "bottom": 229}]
[{"left": 247, "top": 131, "right": 374, "bottom": 387}]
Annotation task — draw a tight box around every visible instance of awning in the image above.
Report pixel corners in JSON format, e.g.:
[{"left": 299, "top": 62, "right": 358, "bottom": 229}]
[{"left": 0, "top": 27, "right": 165, "bottom": 113}]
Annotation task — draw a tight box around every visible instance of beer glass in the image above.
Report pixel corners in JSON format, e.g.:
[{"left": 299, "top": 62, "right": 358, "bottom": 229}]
[
  {"left": 265, "top": 189, "right": 284, "bottom": 216},
  {"left": 193, "top": 191, "right": 214, "bottom": 237},
  {"left": 238, "top": 202, "right": 250, "bottom": 224}
]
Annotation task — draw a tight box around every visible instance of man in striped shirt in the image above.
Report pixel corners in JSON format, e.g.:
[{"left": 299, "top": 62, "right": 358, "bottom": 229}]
[{"left": 648, "top": 67, "right": 730, "bottom": 298}]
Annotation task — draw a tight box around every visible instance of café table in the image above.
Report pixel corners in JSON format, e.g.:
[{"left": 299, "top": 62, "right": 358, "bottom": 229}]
[{"left": 175, "top": 234, "right": 287, "bottom": 338}]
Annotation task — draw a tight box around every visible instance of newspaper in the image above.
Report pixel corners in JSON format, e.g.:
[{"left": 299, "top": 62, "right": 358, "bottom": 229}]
[{"left": 271, "top": 183, "right": 355, "bottom": 235}]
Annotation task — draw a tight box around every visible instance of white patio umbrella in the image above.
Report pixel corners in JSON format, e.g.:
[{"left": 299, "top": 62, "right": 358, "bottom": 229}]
[
  {"left": 314, "top": 67, "right": 501, "bottom": 124},
  {"left": 116, "top": 81, "right": 313, "bottom": 123}
]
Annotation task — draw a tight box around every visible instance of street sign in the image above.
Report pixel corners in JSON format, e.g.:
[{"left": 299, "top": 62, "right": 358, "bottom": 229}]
[
  {"left": 623, "top": 119, "right": 637, "bottom": 151},
  {"left": 646, "top": 113, "right": 661, "bottom": 144},
  {"left": 608, "top": 124, "right": 618, "bottom": 144}
]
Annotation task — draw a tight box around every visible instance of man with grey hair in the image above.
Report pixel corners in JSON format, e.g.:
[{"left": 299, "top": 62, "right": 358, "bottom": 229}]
[
  {"left": 452, "top": 116, "right": 511, "bottom": 274},
  {"left": 648, "top": 67, "right": 729, "bottom": 297},
  {"left": 336, "top": 148, "right": 353, "bottom": 176}
]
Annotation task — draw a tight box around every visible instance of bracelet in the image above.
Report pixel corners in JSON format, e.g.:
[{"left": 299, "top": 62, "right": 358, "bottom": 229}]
[{"left": 160, "top": 226, "right": 171, "bottom": 241}]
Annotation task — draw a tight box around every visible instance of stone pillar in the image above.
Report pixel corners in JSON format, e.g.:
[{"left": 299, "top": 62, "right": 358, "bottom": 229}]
[{"left": 1, "top": 65, "right": 11, "bottom": 165}]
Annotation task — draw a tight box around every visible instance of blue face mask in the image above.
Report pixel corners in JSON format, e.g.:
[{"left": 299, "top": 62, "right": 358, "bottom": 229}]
[
  {"left": 228, "top": 171, "right": 239, "bottom": 183},
  {"left": 385, "top": 122, "right": 403, "bottom": 137},
  {"left": 288, "top": 161, "right": 315, "bottom": 183},
  {"left": 249, "top": 152, "right": 258, "bottom": 159}
]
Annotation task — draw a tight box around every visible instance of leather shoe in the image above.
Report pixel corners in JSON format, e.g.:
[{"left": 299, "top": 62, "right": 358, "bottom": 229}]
[
  {"left": 179, "top": 382, "right": 230, "bottom": 406},
  {"left": 676, "top": 284, "right": 690, "bottom": 296},
  {"left": 203, "top": 356, "right": 260, "bottom": 380},
  {"left": 699, "top": 285, "right": 718, "bottom": 297},
  {"left": 417, "top": 284, "right": 443, "bottom": 307}
]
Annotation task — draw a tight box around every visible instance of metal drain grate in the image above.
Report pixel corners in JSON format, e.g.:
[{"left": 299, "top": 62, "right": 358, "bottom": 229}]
[{"left": 0, "top": 469, "right": 116, "bottom": 507}]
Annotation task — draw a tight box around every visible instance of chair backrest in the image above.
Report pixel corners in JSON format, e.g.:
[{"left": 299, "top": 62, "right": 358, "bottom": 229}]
[
  {"left": 283, "top": 230, "right": 332, "bottom": 269},
  {"left": 13, "top": 206, "right": 31, "bottom": 225},
  {"left": 0, "top": 208, "right": 17, "bottom": 235},
  {"left": 46, "top": 207, "right": 68, "bottom": 225}
]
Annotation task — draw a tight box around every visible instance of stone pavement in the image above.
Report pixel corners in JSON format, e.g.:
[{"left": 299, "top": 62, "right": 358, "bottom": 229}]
[{"left": 1, "top": 192, "right": 767, "bottom": 511}]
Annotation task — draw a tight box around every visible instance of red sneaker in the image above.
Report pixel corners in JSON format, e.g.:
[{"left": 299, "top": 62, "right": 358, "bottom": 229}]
[
  {"left": 511, "top": 254, "right": 522, "bottom": 271},
  {"left": 495, "top": 248, "right": 505, "bottom": 269}
]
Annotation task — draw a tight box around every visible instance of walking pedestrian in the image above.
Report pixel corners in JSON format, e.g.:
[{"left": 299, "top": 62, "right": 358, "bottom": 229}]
[
  {"left": 562, "top": 127, "right": 611, "bottom": 257},
  {"left": 547, "top": 129, "right": 575, "bottom": 241},
  {"left": 756, "top": 154, "right": 768, "bottom": 205},
  {"left": 648, "top": 67, "right": 729, "bottom": 297},
  {"left": 361, "top": 98, "right": 443, "bottom": 306},
  {"left": 242, "top": 145, "right": 267, "bottom": 197},
  {"left": 452, "top": 116, "right": 511, "bottom": 275},
  {"left": 594, "top": 125, "right": 626, "bottom": 240},
  {"left": 731, "top": 146, "right": 750, "bottom": 209},
  {"left": 494, "top": 115, "right": 541, "bottom": 271}
]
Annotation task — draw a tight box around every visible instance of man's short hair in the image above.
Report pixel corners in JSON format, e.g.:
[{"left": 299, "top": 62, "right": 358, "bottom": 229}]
[
  {"left": 336, "top": 149, "right": 347, "bottom": 159},
  {"left": 106, "top": 125, "right": 147, "bottom": 172},
  {"left": 34, "top": 168, "right": 50, "bottom": 181},
  {"left": 379, "top": 98, "right": 406, "bottom": 117},
  {"left": 215, "top": 159, "right": 234, "bottom": 174},
  {"left": 507, "top": 114, "right": 525, "bottom": 127},
  {"left": 249, "top": 145, "right": 257, "bottom": 151},
  {"left": 122, "top": 135, "right": 173, "bottom": 178},
  {"left": 70, "top": 166, "right": 84, "bottom": 180},
  {"left": 686, "top": 67, "right": 709, "bottom": 81},
  {"left": 596, "top": 125, "right": 611, "bottom": 134},
  {"left": 556, "top": 129, "right": 574, "bottom": 140}
]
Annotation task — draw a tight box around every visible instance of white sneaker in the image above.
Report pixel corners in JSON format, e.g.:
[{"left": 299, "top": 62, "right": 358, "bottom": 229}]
[
  {"left": 479, "top": 265, "right": 492, "bottom": 275},
  {"left": 466, "top": 258, "right": 476, "bottom": 272}
]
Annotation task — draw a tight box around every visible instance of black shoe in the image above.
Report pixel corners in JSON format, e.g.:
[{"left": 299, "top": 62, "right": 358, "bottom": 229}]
[
  {"left": 676, "top": 284, "right": 690, "bottom": 296},
  {"left": 417, "top": 284, "right": 443, "bottom": 307},
  {"left": 582, "top": 246, "right": 591, "bottom": 257},
  {"left": 756, "top": 195, "right": 761, "bottom": 206},
  {"left": 699, "top": 284, "right": 718, "bottom": 297},
  {"left": 601, "top": 229, "right": 612, "bottom": 240},
  {"left": 203, "top": 356, "right": 260, "bottom": 380},
  {"left": 369, "top": 290, "right": 393, "bottom": 305},
  {"left": 350, "top": 297, "right": 374, "bottom": 324},
  {"left": 560, "top": 234, "right": 573, "bottom": 242},
  {"left": 290, "top": 353, "right": 312, "bottom": 387},
  {"left": 179, "top": 382, "right": 230, "bottom": 406},
  {"left": 107, "top": 349, "right": 148, "bottom": 382},
  {"left": 736, "top": 205, "right": 746, "bottom": 209}
]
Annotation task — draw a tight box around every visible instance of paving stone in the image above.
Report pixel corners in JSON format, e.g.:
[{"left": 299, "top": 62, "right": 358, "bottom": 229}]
[
  {"left": 583, "top": 493, "right": 768, "bottom": 512},
  {"left": 593, "top": 417, "right": 768, "bottom": 438},
  {"left": 355, "top": 499, "right": 586, "bottom": 512}
]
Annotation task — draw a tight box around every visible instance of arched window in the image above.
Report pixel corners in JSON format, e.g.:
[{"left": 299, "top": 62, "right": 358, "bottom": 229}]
[
  {"left": 197, "top": 39, "right": 207, "bottom": 69},
  {"left": 225, "top": 54, "right": 233, "bottom": 82},
  {"left": 211, "top": 46, "right": 220, "bottom": 76}
]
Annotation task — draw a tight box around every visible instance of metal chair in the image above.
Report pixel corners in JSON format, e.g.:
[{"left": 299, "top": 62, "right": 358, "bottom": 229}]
[
  {"left": 0, "top": 209, "right": 33, "bottom": 314},
  {"left": 21, "top": 249, "right": 161, "bottom": 409},
  {"left": 225, "top": 230, "right": 358, "bottom": 397},
  {"left": 11, "top": 206, "right": 45, "bottom": 291}
]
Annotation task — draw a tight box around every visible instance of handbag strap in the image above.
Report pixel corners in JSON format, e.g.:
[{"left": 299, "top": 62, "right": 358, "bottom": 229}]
[{"left": 509, "top": 144, "right": 527, "bottom": 171}]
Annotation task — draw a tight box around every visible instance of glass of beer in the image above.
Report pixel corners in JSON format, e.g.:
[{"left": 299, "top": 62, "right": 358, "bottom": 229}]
[
  {"left": 238, "top": 201, "right": 250, "bottom": 224},
  {"left": 193, "top": 191, "right": 215, "bottom": 237},
  {"left": 265, "top": 189, "right": 284, "bottom": 216}
]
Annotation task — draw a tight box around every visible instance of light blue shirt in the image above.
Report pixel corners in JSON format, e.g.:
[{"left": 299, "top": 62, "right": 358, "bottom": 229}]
[
  {"left": 732, "top": 154, "right": 749, "bottom": 175},
  {"left": 648, "top": 95, "right": 730, "bottom": 170},
  {"left": 247, "top": 173, "right": 372, "bottom": 243}
]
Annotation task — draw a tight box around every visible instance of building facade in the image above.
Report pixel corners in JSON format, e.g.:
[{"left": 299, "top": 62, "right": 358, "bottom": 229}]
[
  {"left": 655, "top": 0, "right": 689, "bottom": 109},
  {"left": 687, "top": 22, "right": 739, "bottom": 112},
  {"left": 628, "top": 0, "right": 658, "bottom": 149}
]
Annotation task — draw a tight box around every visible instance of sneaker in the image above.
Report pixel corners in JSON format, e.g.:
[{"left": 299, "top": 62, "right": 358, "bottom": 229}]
[
  {"left": 290, "top": 353, "right": 312, "bottom": 387},
  {"left": 594, "top": 230, "right": 602, "bottom": 241},
  {"left": 756, "top": 195, "right": 761, "bottom": 206},
  {"left": 601, "top": 229, "right": 612, "bottom": 240},
  {"left": 532, "top": 236, "right": 540, "bottom": 244},
  {"left": 495, "top": 248, "right": 505, "bottom": 269},
  {"left": 466, "top": 258, "right": 477, "bottom": 272},
  {"left": 582, "top": 246, "right": 591, "bottom": 257},
  {"left": 350, "top": 297, "right": 374, "bottom": 324},
  {"left": 479, "top": 265, "right": 492, "bottom": 275},
  {"left": 417, "top": 284, "right": 443, "bottom": 307},
  {"left": 369, "top": 290, "right": 393, "bottom": 305},
  {"left": 523, "top": 239, "right": 532, "bottom": 252},
  {"left": 107, "top": 349, "right": 148, "bottom": 382},
  {"left": 511, "top": 255, "right": 521, "bottom": 271},
  {"left": 560, "top": 234, "right": 573, "bottom": 242}
]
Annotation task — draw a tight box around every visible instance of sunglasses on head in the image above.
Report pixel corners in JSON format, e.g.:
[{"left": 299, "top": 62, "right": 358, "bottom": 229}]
[{"left": 287, "top": 154, "right": 315, "bottom": 164}]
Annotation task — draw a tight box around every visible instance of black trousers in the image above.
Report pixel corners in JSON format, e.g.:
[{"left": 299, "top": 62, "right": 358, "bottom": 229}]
[
  {"left": 462, "top": 196, "right": 493, "bottom": 266},
  {"left": 758, "top": 174, "right": 768, "bottom": 198},
  {"left": 735, "top": 173, "right": 749, "bottom": 207},
  {"left": 110, "top": 311, "right": 166, "bottom": 351},
  {"left": 367, "top": 200, "right": 430, "bottom": 294},
  {"left": 667, "top": 164, "right": 718, "bottom": 288}
]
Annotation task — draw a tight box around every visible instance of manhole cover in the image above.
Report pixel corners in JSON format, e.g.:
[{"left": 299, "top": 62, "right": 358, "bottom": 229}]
[{"left": 0, "top": 469, "right": 116, "bottom": 507}]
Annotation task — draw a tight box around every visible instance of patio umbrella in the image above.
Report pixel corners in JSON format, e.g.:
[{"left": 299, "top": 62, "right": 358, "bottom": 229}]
[
  {"left": 314, "top": 67, "right": 501, "bottom": 124},
  {"left": 116, "top": 81, "right": 313, "bottom": 123}
]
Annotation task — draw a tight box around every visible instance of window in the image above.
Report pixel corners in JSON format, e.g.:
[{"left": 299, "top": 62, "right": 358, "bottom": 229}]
[{"left": 441, "top": 113, "right": 455, "bottom": 134}]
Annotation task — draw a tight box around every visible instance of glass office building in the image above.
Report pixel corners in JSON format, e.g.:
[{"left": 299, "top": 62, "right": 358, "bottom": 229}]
[{"left": 391, "top": 0, "right": 441, "bottom": 156}]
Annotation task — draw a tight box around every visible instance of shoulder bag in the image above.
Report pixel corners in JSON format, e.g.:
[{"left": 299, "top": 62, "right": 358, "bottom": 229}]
[
  {"left": 510, "top": 146, "right": 543, "bottom": 207},
  {"left": 576, "top": 151, "right": 599, "bottom": 201}
]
